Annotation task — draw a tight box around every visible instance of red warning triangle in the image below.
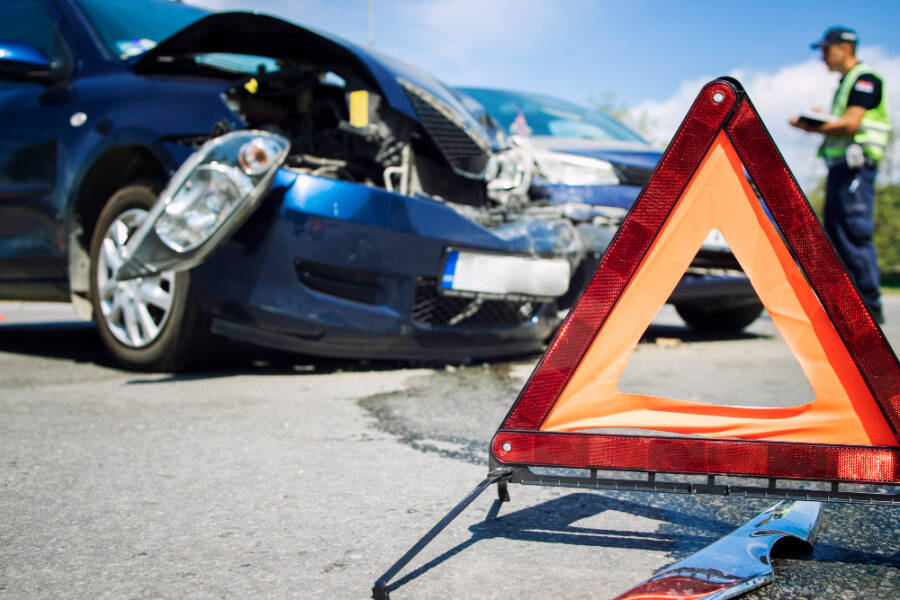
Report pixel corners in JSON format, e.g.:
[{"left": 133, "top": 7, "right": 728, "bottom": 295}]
[{"left": 492, "top": 78, "right": 900, "bottom": 485}]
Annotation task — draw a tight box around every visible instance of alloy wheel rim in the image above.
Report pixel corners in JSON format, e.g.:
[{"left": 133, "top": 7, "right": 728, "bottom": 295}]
[{"left": 96, "top": 208, "right": 176, "bottom": 348}]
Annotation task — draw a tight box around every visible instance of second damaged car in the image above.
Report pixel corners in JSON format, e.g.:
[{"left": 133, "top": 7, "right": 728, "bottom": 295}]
[
  {"left": 459, "top": 87, "right": 765, "bottom": 333},
  {"left": 0, "top": 0, "right": 576, "bottom": 370}
]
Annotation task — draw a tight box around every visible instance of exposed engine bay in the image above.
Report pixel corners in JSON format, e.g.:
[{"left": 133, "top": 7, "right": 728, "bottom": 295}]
[
  {"left": 220, "top": 62, "right": 541, "bottom": 224},
  {"left": 134, "top": 10, "right": 618, "bottom": 274},
  {"left": 213, "top": 60, "right": 628, "bottom": 280}
]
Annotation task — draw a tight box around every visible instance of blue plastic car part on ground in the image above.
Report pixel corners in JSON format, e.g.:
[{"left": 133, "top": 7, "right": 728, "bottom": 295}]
[
  {"left": 0, "top": 0, "right": 568, "bottom": 368},
  {"left": 613, "top": 500, "right": 820, "bottom": 600}
]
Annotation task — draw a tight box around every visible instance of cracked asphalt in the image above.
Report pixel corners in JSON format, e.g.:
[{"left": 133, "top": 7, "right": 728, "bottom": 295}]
[{"left": 1, "top": 298, "right": 899, "bottom": 599}]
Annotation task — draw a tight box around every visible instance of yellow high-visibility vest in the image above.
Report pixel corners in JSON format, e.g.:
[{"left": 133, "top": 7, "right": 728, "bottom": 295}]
[{"left": 819, "top": 62, "right": 891, "bottom": 162}]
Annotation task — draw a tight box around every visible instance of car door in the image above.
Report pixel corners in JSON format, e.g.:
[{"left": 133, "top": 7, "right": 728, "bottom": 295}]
[{"left": 0, "top": 0, "right": 74, "bottom": 298}]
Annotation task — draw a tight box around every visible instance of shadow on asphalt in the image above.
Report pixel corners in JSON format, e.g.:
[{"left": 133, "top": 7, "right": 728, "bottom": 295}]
[
  {"left": 639, "top": 322, "right": 769, "bottom": 343},
  {"left": 0, "top": 319, "right": 537, "bottom": 379},
  {"left": 384, "top": 491, "right": 898, "bottom": 596},
  {"left": 0, "top": 318, "right": 768, "bottom": 381},
  {"left": 384, "top": 492, "right": 732, "bottom": 594},
  {"left": 0, "top": 321, "right": 112, "bottom": 366}
]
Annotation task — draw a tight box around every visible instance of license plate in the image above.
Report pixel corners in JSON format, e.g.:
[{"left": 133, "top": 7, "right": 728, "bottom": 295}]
[
  {"left": 440, "top": 249, "right": 570, "bottom": 298},
  {"left": 701, "top": 228, "right": 730, "bottom": 251}
]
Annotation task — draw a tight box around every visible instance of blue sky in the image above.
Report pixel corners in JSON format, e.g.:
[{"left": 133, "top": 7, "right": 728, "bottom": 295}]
[{"left": 192, "top": 0, "right": 900, "bottom": 185}]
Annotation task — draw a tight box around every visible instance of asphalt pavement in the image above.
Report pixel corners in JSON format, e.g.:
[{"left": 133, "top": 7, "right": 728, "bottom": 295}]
[{"left": 1, "top": 298, "right": 899, "bottom": 599}]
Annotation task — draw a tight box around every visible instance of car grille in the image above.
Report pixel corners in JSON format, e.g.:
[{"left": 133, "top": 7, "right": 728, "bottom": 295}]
[
  {"left": 612, "top": 163, "right": 654, "bottom": 187},
  {"left": 412, "top": 278, "right": 540, "bottom": 328},
  {"left": 400, "top": 79, "right": 491, "bottom": 176}
]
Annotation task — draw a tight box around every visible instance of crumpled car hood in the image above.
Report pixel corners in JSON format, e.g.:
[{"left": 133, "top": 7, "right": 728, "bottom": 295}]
[{"left": 133, "top": 12, "right": 490, "bottom": 144}]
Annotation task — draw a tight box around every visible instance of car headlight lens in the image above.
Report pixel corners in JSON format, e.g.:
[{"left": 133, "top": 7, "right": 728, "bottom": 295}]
[
  {"left": 533, "top": 151, "right": 620, "bottom": 186},
  {"left": 152, "top": 131, "right": 289, "bottom": 253},
  {"left": 114, "top": 130, "right": 290, "bottom": 280},
  {"left": 485, "top": 145, "right": 533, "bottom": 204},
  {"left": 155, "top": 163, "right": 254, "bottom": 252}
]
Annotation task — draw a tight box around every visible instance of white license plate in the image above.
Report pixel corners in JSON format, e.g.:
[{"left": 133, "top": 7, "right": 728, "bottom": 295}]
[
  {"left": 701, "top": 228, "right": 730, "bottom": 251},
  {"left": 440, "top": 249, "right": 570, "bottom": 298}
]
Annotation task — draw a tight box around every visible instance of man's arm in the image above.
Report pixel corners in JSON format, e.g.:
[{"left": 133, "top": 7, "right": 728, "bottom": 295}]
[
  {"left": 790, "top": 72, "right": 881, "bottom": 135},
  {"left": 818, "top": 105, "right": 866, "bottom": 135},
  {"left": 790, "top": 106, "right": 865, "bottom": 134}
]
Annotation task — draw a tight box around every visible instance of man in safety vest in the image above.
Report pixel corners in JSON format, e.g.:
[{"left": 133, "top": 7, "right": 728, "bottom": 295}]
[{"left": 791, "top": 26, "right": 891, "bottom": 324}]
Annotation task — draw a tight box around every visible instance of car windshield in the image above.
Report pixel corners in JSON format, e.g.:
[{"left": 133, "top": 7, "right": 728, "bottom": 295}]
[
  {"left": 75, "top": 0, "right": 208, "bottom": 60},
  {"left": 459, "top": 87, "right": 646, "bottom": 143}
]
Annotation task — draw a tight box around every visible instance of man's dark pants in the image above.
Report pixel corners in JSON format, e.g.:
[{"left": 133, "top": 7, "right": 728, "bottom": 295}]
[{"left": 824, "top": 162, "right": 881, "bottom": 312}]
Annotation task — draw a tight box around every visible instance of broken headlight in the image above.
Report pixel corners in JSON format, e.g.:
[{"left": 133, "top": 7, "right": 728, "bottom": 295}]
[
  {"left": 155, "top": 133, "right": 289, "bottom": 252},
  {"left": 485, "top": 144, "right": 533, "bottom": 204},
  {"left": 533, "top": 150, "right": 620, "bottom": 186},
  {"left": 154, "top": 162, "right": 254, "bottom": 252},
  {"left": 115, "top": 130, "right": 290, "bottom": 279}
]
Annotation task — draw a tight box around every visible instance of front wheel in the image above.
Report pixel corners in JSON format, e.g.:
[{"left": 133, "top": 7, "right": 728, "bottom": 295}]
[
  {"left": 89, "top": 181, "right": 213, "bottom": 370},
  {"left": 674, "top": 301, "right": 764, "bottom": 333}
]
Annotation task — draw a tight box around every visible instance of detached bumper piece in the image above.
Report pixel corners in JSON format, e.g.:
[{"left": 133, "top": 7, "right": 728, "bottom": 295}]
[{"left": 613, "top": 500, "right": 820, "bottom": 600}]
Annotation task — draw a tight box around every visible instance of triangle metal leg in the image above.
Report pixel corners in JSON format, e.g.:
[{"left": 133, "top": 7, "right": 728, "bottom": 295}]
[{"left": 372, "top": 468, "right": 512, "bottom": 600}]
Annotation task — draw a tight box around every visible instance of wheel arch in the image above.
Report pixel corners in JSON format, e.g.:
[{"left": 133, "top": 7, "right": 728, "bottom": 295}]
[{"left": 69, "top": 145, "right": 169, "bottom": 317}]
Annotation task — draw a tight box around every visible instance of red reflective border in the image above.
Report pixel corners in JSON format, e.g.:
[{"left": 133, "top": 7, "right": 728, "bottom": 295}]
[
  {"left": 493, "top": 431, "right": 900, "bottom": 484},
  {"left": 501, "top": 80, "right": 739, "bottom": 431},
  {"left": 494, "top": 79, "right": 900, "bottom": 486},
  {"left": 725, "top": 99, "right": 900, "bottom": 439}
]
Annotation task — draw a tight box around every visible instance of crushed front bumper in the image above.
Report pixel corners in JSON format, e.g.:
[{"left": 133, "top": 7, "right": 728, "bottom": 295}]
[{"left": 188, "top": 170, "right": 568, "bottom": 360}]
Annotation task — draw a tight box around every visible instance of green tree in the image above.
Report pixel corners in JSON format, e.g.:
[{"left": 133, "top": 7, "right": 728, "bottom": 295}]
[
  {"left": 588, "top": 89, "right": 661, "bottom": 146},
  {"left": 807, "top": 177, "right": 900, "bottom": 275},
  {"left": 874, "top": 183, "right": 900, "bottom": 275},
  {"left": 806, "top": 176, "right": 826, "bottom": 218},
  {"left": 589, "top": 89, "right": 630, "bottom": 121}
]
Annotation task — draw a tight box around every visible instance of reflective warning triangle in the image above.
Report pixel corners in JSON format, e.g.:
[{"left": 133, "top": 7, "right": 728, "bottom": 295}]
[{"left": 492, "top": 78, "right": 900, "bottom": 485}]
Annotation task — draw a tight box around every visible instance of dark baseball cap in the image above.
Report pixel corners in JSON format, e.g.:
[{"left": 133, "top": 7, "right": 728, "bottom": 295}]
[{"left": 811, "top": 26, "right": 858, "bottom": 49}]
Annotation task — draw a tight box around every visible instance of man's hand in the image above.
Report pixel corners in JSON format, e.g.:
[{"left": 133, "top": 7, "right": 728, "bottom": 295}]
[{"left": 790, "top": 115, "right": 820, "bottom": 132}]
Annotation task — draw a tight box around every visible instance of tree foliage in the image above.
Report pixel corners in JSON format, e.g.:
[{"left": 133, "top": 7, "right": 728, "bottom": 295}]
[
  {"left": 874, "top": 183, "right": 900, "bottom": 274},
  {"left": 588, "top": 89, "right": 661, "bottom": 146},
  {"left": 806, "top": 178, "right": 900, "bottom": 274}
]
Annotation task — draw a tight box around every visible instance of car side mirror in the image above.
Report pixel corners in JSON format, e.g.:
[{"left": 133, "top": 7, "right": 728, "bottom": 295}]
[{"left": 0, "top": 40, "right": 66, "bottom": 84}]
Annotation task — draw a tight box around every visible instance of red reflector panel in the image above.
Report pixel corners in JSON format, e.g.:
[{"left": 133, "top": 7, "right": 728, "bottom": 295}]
[
  {"left": 493, "top": 432, "right": 900, "bottom": 484},
  {"left": 492, "top": 78, "right": 900, "bottom": 488},
  {"left": 612, "top": 575, "right": 732, "bottom": 600}
]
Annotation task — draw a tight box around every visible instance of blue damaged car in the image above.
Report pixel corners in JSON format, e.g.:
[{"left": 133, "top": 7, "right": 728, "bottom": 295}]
[
  {"left": 0, "top": 0, "right": 578, "bottom": 370},
  {"left": 459, "top": 87, "right": 764, "bottom": 333}
]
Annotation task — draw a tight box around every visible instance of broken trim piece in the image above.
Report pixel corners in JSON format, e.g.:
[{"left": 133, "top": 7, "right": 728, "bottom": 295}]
[{"left": 613, "top": 500, "right": 821, "bottom": 600}]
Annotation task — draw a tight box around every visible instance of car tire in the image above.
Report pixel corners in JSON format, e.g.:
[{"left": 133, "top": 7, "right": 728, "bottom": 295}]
[
  {"left": 89, "top": 180, "right": 213, "bottom": 371},
  {"left": 674, "top": 301, "right": 764, "bottom": 333}
]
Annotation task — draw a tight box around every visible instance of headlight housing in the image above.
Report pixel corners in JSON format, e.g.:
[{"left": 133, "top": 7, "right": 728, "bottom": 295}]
[
  {"left": 533, "top": 150, "right": 620, "bottom": 186},
  {"left": 485, "top": 144, "right": 533, "bottom": 205},
  {"left": 115, "top": 130, "right": 290, "bottom": 279},
  {"left": 154, "top": 162, "right": 254, "bottom": 252}
]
